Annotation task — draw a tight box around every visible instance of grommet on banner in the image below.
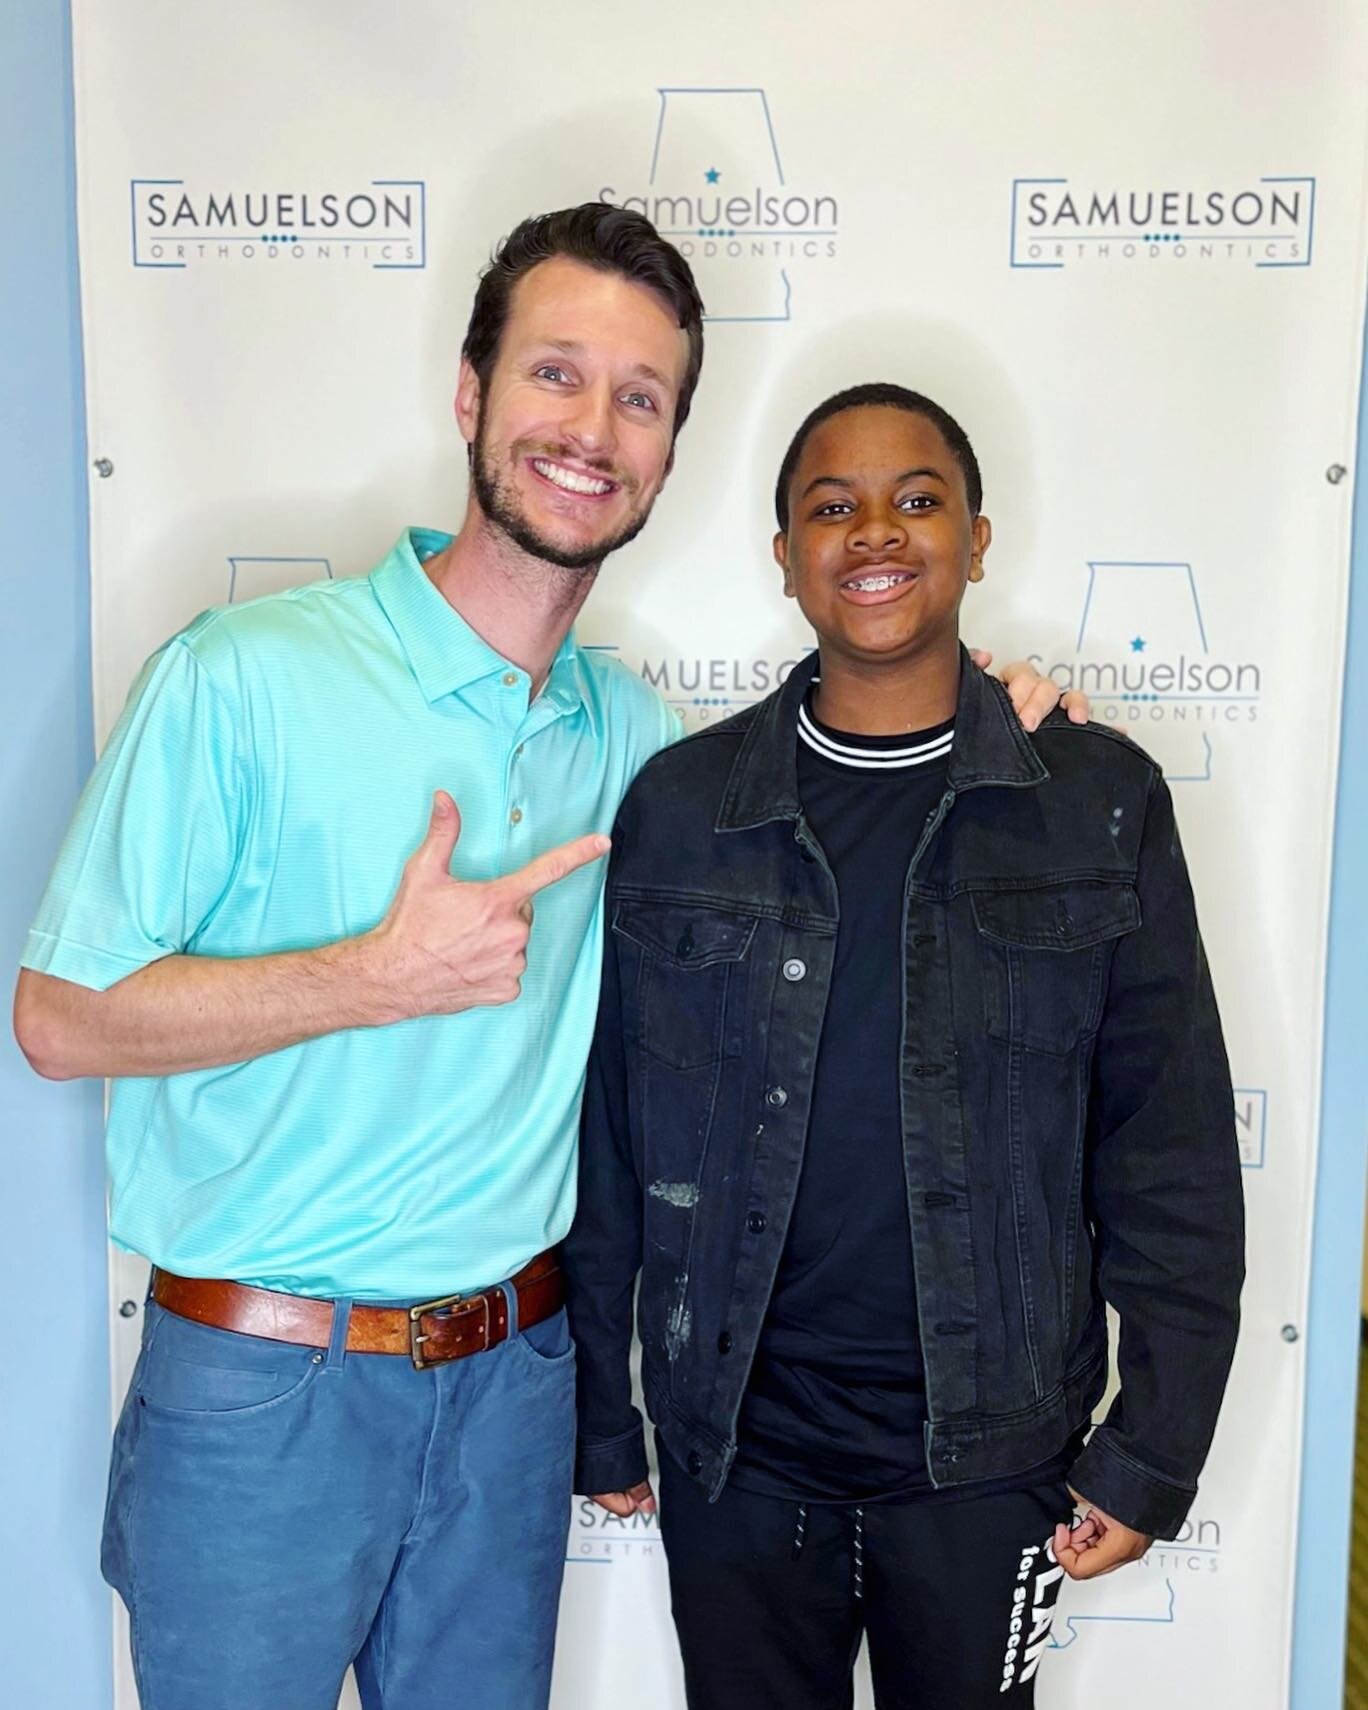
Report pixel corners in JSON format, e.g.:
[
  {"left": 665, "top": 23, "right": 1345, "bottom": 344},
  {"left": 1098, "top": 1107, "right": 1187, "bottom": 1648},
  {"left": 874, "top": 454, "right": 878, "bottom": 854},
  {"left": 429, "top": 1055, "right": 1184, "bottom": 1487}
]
[
  {"left": 118, "top": 1299, "right": 138, "bottom": 1318},
  {"left": 92, "top": 457, "right": 114, "bottom": 478},
  {"left": 1281, "top": 1324, "right": 1300, "bottom": 1343},
  {"left": 1326, "top": 464, "right": 1347, "bottom": 484}
]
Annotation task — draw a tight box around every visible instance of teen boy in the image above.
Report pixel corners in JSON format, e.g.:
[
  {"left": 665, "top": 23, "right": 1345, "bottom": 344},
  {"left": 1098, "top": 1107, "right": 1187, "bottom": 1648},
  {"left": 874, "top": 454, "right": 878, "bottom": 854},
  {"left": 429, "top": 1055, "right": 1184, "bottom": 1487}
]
[{"left": 566, "top": 383, "right": 1242, "bottom": 1708}]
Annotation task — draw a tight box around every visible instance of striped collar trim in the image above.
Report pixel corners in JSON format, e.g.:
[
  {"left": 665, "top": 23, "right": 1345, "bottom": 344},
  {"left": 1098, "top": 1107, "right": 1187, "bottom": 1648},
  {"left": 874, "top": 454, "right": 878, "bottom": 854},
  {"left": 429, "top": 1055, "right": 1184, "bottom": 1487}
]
[{"left": 797, "top": 696, "right": 954, "bottom": 771}]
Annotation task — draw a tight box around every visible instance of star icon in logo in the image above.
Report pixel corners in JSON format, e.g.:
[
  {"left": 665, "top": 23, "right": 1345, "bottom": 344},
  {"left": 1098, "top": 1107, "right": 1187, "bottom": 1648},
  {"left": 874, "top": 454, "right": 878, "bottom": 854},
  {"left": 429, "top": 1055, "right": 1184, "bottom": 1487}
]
[
  {"left": 704, "top": 167, "right": 721, "bottom": 184},
  {"left": 1129, "top": 636, "right": 1147, "bottom": 653}
]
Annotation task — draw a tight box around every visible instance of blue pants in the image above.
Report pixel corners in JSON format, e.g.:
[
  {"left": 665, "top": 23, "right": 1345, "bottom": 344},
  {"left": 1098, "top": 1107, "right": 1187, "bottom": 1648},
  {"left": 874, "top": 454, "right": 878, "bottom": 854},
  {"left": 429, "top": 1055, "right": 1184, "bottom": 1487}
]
[{"left": 102, "top": 1292, "right": 575, "bottom": 1710}]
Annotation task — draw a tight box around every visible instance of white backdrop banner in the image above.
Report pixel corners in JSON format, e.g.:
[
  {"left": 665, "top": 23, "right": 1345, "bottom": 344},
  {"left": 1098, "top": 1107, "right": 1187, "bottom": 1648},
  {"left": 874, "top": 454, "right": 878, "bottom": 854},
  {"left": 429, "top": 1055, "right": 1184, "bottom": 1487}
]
[{"left": 69, "top": 2, "right": 1368, "bottom": 1706}]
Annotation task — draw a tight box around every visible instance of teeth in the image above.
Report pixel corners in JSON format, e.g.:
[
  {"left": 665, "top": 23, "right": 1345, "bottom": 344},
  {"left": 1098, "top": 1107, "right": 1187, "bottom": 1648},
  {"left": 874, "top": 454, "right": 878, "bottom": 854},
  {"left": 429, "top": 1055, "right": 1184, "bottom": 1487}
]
[
  {"left": 533, "top": 458, "right": 614, "bottom": 496},
  {"left": 846, "top": 573, "right": 908, "bottom": 592}
]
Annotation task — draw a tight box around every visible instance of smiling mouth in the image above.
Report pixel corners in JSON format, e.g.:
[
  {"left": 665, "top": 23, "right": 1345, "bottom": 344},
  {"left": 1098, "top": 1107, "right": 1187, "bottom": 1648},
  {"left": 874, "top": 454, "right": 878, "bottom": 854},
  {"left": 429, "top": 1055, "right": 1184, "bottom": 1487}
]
[
  {"left": 842, "top": 570, "right": 915, "bottom": 593},
  {"left": 530, "top": 456, "right": 619, "bottom": 498}
]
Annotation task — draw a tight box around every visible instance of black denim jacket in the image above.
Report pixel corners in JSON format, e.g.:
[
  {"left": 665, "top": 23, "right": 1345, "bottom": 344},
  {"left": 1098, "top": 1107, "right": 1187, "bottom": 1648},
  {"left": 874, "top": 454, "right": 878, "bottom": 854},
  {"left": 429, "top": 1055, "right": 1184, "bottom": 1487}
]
[{"left": 563, "top": 650, "right": 1244, "bottom": 1539}]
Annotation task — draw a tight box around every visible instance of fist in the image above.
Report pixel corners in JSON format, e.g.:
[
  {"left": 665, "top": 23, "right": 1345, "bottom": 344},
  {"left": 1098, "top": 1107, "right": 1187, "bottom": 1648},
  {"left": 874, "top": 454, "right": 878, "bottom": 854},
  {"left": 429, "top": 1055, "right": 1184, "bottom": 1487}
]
[{"left": 1052, "top": 1488, "right": 1152, "bottom": 1580}]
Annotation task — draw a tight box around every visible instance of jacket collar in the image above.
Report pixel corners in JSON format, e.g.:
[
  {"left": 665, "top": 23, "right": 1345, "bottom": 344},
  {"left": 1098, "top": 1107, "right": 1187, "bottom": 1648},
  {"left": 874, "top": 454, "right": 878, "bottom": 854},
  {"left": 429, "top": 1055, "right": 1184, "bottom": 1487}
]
[{"left": 715, "top": 643, "right": 1049, "bottom": 832}]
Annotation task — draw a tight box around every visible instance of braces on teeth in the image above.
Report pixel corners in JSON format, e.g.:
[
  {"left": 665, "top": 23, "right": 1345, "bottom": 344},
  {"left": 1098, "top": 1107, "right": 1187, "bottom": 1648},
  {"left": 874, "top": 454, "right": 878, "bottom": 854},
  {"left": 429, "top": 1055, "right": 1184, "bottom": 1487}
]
[{"left": 846, "top": 574, "right": 907, "bottom": 592}]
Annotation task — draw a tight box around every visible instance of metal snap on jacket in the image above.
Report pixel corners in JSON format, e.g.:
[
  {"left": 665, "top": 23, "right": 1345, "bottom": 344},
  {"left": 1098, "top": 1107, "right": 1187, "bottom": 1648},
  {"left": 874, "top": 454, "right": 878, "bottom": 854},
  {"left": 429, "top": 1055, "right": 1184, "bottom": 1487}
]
[
  {"left": 747, "top": 1211, "right": 767, "bottom": 1234},
  {"left": 766, "top": 1086, "right": 788, "bottom": 1108},
  {"left": 782, "top": 958, "right": 807, "bottom": 982},
  {"left": 687, "top": 1451, "right": 703, "bottom": 1476}
]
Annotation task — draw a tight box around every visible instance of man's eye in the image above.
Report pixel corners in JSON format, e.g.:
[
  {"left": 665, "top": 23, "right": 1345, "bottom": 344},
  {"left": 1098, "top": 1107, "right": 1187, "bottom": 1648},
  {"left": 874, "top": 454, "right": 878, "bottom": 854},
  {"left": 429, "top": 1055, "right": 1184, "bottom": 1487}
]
[
  {"left": 534, "top": 364, "right": 569, "bottom": 383},
  {"left": 622, "top": 391, "right": 657, "bottom": 412}
]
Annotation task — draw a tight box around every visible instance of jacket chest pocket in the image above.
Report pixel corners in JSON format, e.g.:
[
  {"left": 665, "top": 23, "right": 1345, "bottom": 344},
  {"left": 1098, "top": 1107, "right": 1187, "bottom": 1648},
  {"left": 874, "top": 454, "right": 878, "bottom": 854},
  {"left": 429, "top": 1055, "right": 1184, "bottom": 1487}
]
[
  {"left": 613, "top": 900, "right": 758, "bottom": 1071},
  {"left": 970, "top": 882, "right": 1140, "bottom": 1056}
]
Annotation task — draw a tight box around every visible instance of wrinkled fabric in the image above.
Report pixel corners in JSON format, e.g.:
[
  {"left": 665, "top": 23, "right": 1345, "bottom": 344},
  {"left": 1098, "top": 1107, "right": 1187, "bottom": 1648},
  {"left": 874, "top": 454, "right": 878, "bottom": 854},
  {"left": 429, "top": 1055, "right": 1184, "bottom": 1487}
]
[
  {"left": 565, "top": 648, "right": 1243, "bottom": 1541},
  {"left": 104, "top": 1298, "right": 575, "bottom": 1709},
  {"left": 659, "top": 1441, "right": 1073, "bottom": 1709}
]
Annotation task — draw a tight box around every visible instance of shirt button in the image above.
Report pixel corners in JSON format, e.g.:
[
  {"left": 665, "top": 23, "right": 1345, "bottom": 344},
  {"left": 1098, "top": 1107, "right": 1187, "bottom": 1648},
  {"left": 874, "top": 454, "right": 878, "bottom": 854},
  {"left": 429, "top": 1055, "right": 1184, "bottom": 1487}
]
[
  {"left": 765, "top": 1086, "right": 788, "bottom": 1108},
  {"left": 746, "top": 1211, "right": 767, "bottom": 1234},
  {"left": 782, "top": 958, "right": 807, "bottom": 982},
  {"left": 687, "top": 1451, "right": 703, "bottom": 1477},
  {"left": 502, "top": 672, "right": 519, "bottom": 687},
  {"left": 515, "top": 744, "right": 525, "bottom": 757},
  {"left": 510, "top": 807, "right": 523, "bottom": 825},
  {"left": 717, "top": 1331, "right": 733, "bottom": 1355}
]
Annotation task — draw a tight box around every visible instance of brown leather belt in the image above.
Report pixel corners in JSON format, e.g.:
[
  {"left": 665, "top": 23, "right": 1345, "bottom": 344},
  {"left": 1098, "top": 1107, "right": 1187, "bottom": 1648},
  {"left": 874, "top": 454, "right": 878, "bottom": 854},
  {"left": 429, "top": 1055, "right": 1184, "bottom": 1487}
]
[{"left": 151, "top": 1250, "right": 564, "bottom": 1370}]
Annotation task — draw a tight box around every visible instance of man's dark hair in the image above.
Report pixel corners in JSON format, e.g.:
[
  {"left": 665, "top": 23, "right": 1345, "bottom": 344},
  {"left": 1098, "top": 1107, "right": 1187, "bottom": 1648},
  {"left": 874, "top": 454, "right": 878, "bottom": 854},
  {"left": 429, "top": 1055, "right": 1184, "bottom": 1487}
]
[
  {"left": 774, "top": 381, "right": 983, "bottom": 531},
  {"left": 462, "top": 202, "right": 705, "bottom": 438}
]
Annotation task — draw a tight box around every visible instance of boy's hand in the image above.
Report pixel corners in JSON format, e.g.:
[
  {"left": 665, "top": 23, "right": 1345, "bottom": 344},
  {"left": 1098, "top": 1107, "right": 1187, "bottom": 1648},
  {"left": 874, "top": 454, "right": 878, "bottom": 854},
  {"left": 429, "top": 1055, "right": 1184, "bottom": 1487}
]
[
  {"left": 592, "top": 1481, "right": 657, "bottom": 1518},
  {"left": 969, "top": 648, "right": 1091, "bottom": 731},
  {"left": 1052, "top": 1488, "right": 1153, "bottom": 1580}
]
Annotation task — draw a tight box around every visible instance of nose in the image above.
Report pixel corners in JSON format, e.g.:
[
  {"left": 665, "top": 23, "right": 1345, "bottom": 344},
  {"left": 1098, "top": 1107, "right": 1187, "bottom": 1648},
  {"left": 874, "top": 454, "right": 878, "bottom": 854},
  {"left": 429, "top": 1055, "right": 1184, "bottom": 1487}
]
[
  {"left": 562, "top": 381, "right": 617, "bottom": 459},
  {"left": 848, "top": 501, "right": 907, "bottom": 557}
]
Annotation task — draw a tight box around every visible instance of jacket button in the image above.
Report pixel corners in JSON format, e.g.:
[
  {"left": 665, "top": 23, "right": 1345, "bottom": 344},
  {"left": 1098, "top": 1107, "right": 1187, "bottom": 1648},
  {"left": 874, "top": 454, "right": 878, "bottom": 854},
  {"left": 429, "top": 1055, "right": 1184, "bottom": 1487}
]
[
  {"left": 747, "top": 1211, "right": 767, "bottom": 1234},
  {"left": 782, "top": 958, "right": 807, "bottom": 982},
  {"left": 766, "top": 1086, "right": 788, "bottom": 1108},
  {"left": 687, "top": 1451, "right": 703, "bottom": 1476},
  {"left": 717, "top": 1331, "right": 733, "bottom": 1354}
]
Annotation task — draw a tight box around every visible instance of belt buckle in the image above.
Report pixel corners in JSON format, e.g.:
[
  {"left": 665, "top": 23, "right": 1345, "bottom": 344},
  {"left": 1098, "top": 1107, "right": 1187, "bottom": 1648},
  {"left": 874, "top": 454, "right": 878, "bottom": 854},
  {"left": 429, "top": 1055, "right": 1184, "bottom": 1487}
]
[{"left": 408, "top": 1291, "right": 491, "bottom": 1370}]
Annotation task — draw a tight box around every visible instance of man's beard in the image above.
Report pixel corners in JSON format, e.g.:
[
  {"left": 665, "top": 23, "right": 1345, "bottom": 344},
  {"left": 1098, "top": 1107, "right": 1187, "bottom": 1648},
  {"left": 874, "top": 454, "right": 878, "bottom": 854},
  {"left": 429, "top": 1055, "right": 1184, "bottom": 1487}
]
[{"left": 471, "top": 406, "right": 654, "bottom": 573}]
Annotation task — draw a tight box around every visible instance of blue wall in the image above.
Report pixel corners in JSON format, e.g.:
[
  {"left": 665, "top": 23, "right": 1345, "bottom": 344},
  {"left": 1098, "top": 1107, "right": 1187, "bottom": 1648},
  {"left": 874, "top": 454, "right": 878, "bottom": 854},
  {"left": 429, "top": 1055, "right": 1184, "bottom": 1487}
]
[
  {"left": 1291, "top": 309, "right": 1368, "bottom": 1702},
  {"left": 0, "top": 1, "right": 111, "bottom": 1705}
]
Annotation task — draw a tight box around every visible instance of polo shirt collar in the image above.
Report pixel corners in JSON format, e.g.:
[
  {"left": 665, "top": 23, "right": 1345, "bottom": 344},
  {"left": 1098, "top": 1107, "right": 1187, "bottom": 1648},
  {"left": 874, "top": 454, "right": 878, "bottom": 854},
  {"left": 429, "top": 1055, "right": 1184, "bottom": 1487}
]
[{"left": 371, "top": 528, "right": 587, "bottom": 714}]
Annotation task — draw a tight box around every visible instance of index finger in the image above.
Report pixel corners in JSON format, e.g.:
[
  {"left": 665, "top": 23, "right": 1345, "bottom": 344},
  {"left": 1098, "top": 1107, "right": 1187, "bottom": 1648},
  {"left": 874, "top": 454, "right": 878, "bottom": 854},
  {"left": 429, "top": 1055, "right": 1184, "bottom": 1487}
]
[{"left": 507, "top": 833, "right": 611, "bottom": 899}]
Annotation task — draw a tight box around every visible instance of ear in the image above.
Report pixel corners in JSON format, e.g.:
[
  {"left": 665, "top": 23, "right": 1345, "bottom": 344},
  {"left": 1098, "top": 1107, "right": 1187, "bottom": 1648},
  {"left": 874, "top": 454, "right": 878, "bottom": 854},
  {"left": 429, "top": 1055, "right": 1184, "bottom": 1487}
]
[
  {"left": 968, "top": 514, "right": 992, "bottom": 583},
  {"left": 773, "top": 531, "right": 795, "bottom": 598},
  {"left": 455, "top": 357, "right": 481, "bottom": 445}
]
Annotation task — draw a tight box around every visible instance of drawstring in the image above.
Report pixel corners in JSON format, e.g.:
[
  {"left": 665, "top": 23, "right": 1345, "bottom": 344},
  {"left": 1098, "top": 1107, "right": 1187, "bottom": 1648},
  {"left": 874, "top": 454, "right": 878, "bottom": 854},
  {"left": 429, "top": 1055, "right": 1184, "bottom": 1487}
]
[{"left": 789, "top": 1501, "right": 864, "bottom": 1601}]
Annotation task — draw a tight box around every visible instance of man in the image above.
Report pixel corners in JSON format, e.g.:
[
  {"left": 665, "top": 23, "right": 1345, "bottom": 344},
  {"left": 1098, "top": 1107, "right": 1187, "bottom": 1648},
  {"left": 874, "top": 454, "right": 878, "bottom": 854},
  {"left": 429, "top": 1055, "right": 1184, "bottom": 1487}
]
[
  {"left": 15, "top": 204, "right": 1080, "bottom": 1710},
  {"left": 566, "top": 383, "right": 1243, "bottom": 1708}
]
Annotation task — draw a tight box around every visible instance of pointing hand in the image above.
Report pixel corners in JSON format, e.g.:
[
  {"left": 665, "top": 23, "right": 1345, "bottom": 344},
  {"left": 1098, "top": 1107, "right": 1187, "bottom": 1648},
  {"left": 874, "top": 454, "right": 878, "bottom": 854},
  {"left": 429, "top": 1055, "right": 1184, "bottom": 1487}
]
[{"left": 371, "top": 791, "right": 609, "bottom": 1018}]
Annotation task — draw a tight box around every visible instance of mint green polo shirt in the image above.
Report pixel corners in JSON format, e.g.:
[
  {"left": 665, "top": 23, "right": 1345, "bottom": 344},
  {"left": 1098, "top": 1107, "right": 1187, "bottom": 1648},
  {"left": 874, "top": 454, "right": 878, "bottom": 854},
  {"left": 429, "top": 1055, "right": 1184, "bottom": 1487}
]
[{"left": 22, "top": 529, "right": 678, "bottom": 1298}]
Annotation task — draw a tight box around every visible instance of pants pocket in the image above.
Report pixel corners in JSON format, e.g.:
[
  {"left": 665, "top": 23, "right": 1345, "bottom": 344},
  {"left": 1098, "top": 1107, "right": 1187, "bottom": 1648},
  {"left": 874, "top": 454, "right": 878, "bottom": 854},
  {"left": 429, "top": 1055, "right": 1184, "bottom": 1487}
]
[
  {"left": 511, "top": 1307, "right": 576, "bottom": 1370},
  {"left": 134, "top": 1302, "right": 324, "bottom": 1419}
]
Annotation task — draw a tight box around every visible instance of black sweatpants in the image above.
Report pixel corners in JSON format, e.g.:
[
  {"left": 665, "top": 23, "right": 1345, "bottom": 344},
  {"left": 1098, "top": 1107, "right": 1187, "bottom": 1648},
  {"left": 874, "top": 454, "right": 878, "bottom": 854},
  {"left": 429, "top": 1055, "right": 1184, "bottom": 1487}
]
[{"left": 658, "top": 1448, "right": 1074, "bottom": 1710}]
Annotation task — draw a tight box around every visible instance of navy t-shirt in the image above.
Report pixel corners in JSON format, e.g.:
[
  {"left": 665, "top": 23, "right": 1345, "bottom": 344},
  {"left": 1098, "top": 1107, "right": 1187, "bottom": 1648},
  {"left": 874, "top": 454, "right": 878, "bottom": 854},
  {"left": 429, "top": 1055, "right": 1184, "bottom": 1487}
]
[{"left": 730, "top": 688, "right": 1081, "bottom": 1504}]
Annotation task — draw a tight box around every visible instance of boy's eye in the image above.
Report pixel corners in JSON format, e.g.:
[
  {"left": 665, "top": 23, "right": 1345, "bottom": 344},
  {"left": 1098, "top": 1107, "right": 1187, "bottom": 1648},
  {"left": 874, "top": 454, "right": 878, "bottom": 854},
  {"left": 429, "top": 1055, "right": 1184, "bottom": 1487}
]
[
  {"left": 899, "top": 493, "right": 937, "bottom": 511},
  {"left": 814, "top": 501, "right": 854, "bottom": 517}
]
